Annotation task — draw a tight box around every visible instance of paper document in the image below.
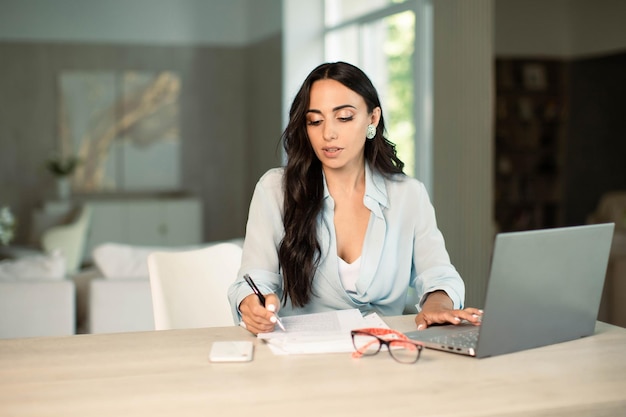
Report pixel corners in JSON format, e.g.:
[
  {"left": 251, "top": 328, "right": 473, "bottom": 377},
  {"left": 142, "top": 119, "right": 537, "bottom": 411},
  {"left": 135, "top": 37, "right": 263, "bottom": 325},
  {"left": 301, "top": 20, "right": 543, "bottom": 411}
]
[{"left": 257, "top": 309, "right": 389, "bottom": 355}]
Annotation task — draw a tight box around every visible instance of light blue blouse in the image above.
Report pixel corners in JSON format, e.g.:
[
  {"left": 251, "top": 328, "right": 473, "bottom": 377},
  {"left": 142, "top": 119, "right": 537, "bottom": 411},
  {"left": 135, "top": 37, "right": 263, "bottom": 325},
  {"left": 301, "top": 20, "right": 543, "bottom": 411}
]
[{"left": 228, "top": 163, "right": 465, "bottom": 322}]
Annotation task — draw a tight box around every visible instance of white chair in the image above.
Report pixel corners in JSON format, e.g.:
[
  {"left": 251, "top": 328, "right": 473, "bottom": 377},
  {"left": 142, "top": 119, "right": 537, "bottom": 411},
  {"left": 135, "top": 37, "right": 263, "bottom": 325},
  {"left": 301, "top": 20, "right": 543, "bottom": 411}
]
[{"left": 147, "top": 243, "right": 242, "bottom": 330}]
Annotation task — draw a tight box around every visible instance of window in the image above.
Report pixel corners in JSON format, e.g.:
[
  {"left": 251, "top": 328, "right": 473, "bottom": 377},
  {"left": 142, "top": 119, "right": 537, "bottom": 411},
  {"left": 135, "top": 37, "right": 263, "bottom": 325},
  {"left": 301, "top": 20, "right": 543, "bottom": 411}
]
[{"left": 324, "top": 0, "right": 416, "bottom": 176}]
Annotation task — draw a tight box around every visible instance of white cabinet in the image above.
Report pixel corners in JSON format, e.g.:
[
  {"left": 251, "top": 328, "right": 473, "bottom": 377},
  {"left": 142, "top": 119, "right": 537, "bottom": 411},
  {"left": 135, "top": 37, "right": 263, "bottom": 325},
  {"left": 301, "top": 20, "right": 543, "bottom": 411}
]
[
  {"left": 41, "top": 198, "right": 203, "bottom": 262},
  {"left": 124, "top": 199, "right": 203, "bottom": 246},
  {"left": 126, "top": 202, "right": 173, "bottom": 246},
  {"left": 86, "top": 202, "right": 126, "bottom": 252}
]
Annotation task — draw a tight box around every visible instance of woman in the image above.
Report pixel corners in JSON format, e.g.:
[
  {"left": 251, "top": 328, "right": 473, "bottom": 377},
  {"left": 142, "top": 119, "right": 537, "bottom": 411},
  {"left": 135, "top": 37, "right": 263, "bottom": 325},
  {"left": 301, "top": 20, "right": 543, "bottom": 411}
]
[{"left": 228, "top": 62, "right": 482, "bottom": 334}]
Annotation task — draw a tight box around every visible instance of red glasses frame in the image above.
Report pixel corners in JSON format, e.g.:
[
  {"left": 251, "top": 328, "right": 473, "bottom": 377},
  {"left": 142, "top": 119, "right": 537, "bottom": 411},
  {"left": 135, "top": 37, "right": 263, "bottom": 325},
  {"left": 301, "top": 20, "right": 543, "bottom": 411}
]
[{"left": 351, "top": 328, "right": 424, "bottom": 364}]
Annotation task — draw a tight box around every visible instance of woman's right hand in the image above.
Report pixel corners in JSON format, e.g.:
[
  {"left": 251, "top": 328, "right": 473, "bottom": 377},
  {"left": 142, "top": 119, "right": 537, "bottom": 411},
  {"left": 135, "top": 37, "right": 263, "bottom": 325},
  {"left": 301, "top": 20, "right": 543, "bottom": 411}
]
[{"left": 239, "top": 293, "right": 281, "bottom": 334}]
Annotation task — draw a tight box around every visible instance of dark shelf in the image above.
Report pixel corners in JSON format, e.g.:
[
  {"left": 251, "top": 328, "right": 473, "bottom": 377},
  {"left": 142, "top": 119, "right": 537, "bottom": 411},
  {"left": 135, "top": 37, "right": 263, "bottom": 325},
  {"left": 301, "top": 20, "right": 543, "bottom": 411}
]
[{"left": 495, "top": 58, "right": 568, "bottom": 232}]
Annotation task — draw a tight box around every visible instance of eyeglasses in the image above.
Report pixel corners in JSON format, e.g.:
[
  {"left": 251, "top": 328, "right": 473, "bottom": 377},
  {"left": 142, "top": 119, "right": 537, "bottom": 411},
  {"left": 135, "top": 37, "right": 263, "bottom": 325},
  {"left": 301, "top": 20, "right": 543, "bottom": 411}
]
[{"left": 351, "top": 328, "right": 424, "bottom": 364}]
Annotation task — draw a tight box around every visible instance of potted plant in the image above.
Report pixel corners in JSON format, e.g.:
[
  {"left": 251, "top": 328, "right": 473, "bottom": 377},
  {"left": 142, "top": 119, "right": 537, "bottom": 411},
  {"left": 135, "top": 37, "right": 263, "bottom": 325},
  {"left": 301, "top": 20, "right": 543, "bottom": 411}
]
[{"left": 45, "top": 154, "right": 80, "bottom": 200}]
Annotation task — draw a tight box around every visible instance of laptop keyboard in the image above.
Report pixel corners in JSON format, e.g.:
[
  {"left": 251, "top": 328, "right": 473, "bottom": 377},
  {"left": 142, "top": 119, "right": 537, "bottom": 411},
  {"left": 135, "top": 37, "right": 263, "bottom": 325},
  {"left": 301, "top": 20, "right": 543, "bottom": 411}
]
[{"left": 429, "top": 327, "right": 479, "bottom": 349}]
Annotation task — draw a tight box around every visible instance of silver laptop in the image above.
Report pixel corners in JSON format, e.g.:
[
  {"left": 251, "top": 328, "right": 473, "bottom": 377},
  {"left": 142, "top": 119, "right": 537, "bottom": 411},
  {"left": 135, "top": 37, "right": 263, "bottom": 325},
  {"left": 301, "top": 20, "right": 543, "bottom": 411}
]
[{"left": 406, "top": 223, "right": 614, "bottom": 358}]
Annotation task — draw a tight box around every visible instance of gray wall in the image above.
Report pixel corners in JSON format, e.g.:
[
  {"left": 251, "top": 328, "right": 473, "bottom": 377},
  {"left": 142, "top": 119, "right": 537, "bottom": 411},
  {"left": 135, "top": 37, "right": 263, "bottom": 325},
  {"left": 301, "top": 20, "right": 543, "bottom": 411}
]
[
  {"left": 432, "top": 1, "right": 494, "bottom": 308},
  {"left": 244, "top": 35, "right": 284, "bottom": 197},
  {"left": 0, "top": 37, "right": 282, "bottom": 245}
]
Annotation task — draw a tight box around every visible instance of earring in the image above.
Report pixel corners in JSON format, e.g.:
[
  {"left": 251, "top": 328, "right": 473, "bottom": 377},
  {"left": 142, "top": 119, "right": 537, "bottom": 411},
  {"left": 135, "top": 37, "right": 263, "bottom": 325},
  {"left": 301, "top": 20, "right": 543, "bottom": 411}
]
[{"left": 366, "top": 124, "right": 376, "bottom": 140}]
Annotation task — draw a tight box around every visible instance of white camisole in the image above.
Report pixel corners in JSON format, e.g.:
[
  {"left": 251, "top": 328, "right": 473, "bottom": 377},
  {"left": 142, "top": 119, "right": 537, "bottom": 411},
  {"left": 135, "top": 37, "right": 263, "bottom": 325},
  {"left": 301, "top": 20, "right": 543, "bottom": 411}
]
[{"left": 338, "top": 256, "right": 361, "bottom": 294}]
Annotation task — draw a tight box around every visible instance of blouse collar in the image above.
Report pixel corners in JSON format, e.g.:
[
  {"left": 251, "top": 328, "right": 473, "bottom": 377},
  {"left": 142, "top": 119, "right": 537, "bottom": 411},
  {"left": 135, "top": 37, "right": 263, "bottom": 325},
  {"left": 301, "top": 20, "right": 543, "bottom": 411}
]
[{"left": 322, "top": 162, "right": 389, "bottom": 216}]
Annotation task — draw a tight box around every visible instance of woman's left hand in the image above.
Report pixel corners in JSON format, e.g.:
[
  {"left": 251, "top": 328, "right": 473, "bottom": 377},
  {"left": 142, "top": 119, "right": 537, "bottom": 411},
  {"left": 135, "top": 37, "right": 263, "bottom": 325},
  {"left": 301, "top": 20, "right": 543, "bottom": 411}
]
[{"left": 414, "top": 290, "right": 483, "bottom": 330}]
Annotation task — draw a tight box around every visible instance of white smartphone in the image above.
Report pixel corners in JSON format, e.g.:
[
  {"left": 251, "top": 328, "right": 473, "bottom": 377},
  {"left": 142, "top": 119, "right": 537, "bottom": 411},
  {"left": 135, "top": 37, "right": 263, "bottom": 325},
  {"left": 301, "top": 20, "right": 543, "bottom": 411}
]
[{"left": 209, "top": 341, "right": 254, "bottom": 363}]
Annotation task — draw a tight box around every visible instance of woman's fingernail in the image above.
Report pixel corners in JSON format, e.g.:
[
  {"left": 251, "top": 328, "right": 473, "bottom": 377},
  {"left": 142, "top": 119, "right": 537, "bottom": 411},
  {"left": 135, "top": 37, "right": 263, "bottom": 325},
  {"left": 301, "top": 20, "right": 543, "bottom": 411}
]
[
  {"left": 239, "top": 321, "right": 247, "bottom": 329},
  {"left": 454, "top": 317, "right": 461, "bottom": 321},
  {"left": 417, "top": 324, "right": 424, "bottom": 331},
  {"left": 479, "top": 309, "right": 484, "bottom": 314},
  {"left": 267, "top": 304, "right": 276, "bottom": 312},
  {"left": 472, "top": 314, "right": 479, "bottom": 318},
  {"left": 269, "top": 316, "right": 277, "bottom": 324}
]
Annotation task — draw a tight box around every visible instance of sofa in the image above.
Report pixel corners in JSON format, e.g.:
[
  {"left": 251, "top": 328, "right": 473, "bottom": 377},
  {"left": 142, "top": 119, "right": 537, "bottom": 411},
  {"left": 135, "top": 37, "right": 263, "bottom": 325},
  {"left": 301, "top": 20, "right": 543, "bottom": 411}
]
[
  {"left": 0, "top": 206, "right": 90, "bottom": 339},
  {"left": 0, "top": 252, "right": 75, "bottom": 339},
  {"left": 75, "top": 238, "right": 244, "bottom": 334}
]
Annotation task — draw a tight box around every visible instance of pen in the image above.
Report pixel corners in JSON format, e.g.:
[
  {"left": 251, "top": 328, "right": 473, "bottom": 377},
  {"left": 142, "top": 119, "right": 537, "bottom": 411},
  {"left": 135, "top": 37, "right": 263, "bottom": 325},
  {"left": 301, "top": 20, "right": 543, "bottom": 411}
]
[{"left": 243, "top": 274, "right": 286, "bottom": 331}]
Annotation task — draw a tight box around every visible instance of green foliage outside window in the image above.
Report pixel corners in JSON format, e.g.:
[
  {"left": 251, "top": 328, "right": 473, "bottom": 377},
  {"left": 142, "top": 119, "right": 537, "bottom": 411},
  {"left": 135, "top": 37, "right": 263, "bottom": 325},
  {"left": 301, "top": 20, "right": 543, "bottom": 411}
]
[{"left": 385, "top": 11, "right": 415, "bottom": 177}]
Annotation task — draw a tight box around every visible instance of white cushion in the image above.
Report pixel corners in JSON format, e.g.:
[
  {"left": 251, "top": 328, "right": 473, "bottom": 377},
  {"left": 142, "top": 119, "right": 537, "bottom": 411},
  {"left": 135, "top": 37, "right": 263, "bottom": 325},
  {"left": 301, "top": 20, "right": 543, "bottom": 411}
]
[
  {"left": 91, "top": 240, "right": 244, "bottom": 280},
  {"left": 92, "top": 243, "right": 198, "bottom": 279},
  {"left": 0, "top": 251, "right": 66, "bottom": 281}
]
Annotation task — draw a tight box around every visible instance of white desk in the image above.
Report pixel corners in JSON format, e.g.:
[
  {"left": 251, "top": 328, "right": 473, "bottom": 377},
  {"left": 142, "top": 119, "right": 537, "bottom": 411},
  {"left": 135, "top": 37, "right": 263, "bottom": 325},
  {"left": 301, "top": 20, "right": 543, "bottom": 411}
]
[{"left": 1, "top": 316, "right": 625, "bottom": 417}]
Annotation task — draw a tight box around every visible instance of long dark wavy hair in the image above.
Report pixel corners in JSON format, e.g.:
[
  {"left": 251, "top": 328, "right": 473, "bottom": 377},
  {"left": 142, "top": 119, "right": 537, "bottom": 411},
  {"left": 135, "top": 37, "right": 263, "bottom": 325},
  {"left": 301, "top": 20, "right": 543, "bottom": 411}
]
[{"left": 279, "top": 62, "right": 405, "bottom": 308}]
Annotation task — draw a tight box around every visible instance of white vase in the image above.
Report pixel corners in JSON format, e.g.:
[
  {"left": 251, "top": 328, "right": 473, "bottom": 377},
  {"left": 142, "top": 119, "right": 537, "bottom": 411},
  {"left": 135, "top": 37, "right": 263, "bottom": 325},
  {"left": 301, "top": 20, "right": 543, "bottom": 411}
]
[{"left": 56, "top": 177, "right": 71, "bottom": 200}]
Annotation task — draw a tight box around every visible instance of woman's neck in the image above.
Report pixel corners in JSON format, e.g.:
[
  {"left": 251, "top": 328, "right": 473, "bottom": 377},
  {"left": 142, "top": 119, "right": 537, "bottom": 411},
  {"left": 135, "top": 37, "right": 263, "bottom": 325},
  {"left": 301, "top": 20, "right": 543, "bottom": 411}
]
[{"left": 323, "top": 162, "right": 366, "bottom": 198}]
